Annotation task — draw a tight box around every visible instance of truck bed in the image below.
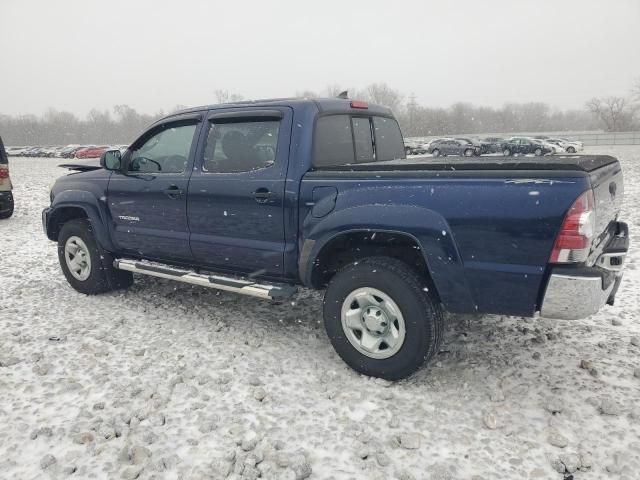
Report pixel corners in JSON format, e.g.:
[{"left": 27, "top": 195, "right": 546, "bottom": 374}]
[{"left": 315, "top": 155, "right": 617, "bottom": 173}]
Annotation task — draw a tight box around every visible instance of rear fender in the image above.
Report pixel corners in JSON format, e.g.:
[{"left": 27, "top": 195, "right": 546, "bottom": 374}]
[{"left": 300, "top": 204, "right": 477, "bottom": 313}]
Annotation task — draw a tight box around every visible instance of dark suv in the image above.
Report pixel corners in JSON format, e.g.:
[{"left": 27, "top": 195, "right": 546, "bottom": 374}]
[
  {"left": 429, "top": 139, "right": 479, "bottom": 157},
  {"left": 501, "top": 137, "right": 553, "bottom": 156},
  {"left": 0, "top": 136, "right": 14, "bottom": 219}
]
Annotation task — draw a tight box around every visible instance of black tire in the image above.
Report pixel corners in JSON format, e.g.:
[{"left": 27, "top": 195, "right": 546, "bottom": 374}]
[
  {"left": 431, "top": 149, "right": 440, "bottom": 157},
  {"left": 57, "top": 218, "right": 133, "bottom": 295},
  {"left": 534, "top": 148, "right": 543, "bottom": 157},
  {"left": 0, "top": 193, "right": 14, "bottom": 219},
  {"left": 323, "top": 257, "right": 444, "bottom": 380},
  {"left": 464, "top": 148, "right": 474, "bottom": 157},
  {"left": 503, "top": 148, "right": 511, "bottom": 156},
  {"left": 567, "top": 146, "right": 576, "bottom": 153}
]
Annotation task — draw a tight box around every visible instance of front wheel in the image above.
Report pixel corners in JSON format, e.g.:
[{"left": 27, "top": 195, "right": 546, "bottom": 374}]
[
  {"left": 566, "top": 146, "right": 576, "bottom": 153},
  {"left": 464, "top": 148, "right": 474, "bottom": 157},
  {"left": 323, "top": 257, "right": 444, "bottom": 380},
  {"left": 431, "top": 149, "right": 441, "bottom": 157},
  {"left": 57, "top": 218, "right": 133, "bottom": 294},
  {"left": 503, "top": 149, "right": 511, "bottom": 156},
  {"left": 534, "top": 148, "right": 543, "bottom": 156}
]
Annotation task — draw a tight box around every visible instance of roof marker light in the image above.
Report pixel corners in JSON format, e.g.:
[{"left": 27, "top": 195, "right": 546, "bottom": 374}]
[{"left": 350, "top": 100, "right": 368, "bottom": 109}]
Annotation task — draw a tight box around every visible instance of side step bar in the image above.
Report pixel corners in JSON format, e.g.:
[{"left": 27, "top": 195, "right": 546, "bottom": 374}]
[{"left": 113, "top": 259, "right": 297, "bottom": 300}]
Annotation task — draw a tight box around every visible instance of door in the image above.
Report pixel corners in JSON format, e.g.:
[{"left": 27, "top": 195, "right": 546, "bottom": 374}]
[
  {"left": 107, "top": 119, "right": 200, "bottom": 261},
  {"left": 519, "top": 139, "right": 532, "bottom": 154},
  {"left": 187, "top": 107, "right": 292, "bottom": 278}
]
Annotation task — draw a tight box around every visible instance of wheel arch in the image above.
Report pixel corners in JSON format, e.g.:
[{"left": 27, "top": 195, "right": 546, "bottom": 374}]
[
  {"left": 46, "top": 191, "right": 115, "bottom": 251},
  {"left": 299, "top": 204, "right": 477, "bottom": 313}
]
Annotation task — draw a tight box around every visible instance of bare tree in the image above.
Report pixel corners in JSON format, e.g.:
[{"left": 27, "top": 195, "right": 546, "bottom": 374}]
[
  {"left": 633, "top": 78, "right": 640, "bottom": 102},
  {"left": 295, "top": 89, "right": 318, "bottom": 98},
  {"left": 358, "top": 83, "right": 404, "bottom": 112},
  {"left": 214, "top": 89, "right": 244, "bottom": 104},
  {"left": 323, "top": 84, "right": 346, "bottom": 98},
  {"left": 586, "top": 96, "right": 636, "bottom": 131}
]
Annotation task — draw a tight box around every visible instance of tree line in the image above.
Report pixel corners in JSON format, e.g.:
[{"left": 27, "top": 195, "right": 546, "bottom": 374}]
[{"left": 1, "top": 83, "right": 638, "bottom": 146}]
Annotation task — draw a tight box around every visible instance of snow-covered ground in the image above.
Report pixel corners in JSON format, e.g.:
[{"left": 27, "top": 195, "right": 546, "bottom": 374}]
[{"left": 1, "top": 147, "right": 639, "bottom": 480}]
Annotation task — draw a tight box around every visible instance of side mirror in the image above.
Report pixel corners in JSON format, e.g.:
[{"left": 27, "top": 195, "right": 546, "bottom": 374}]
[{"left": 100, "top": 150, "right": 122, "bottom": 170}]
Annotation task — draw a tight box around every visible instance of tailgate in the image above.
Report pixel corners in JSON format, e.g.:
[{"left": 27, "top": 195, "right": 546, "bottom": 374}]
[{"left": 589, "top": 160, "right": 624, "bottom": 259}]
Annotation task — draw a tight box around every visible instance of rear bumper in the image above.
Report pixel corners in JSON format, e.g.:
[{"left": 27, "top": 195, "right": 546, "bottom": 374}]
[
  {"left": 540, "top": 222, "right": 629, "bottom": 320},
  {"left": 0, "top": 191, "right": 13, "bottom": 213}
]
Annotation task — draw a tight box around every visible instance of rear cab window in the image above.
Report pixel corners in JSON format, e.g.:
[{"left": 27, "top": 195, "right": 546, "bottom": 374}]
[{"left": 313, "top": 114, "right": 405, "bottom": 167}]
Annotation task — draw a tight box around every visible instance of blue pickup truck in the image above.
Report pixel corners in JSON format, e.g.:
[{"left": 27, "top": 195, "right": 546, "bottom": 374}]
[{"left": 43, "top": 98, "right": 629, "bottom": 379}]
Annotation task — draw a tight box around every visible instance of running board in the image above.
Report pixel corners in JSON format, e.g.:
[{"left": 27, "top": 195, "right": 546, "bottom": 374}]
[{"left": 113, "top": 259, "right": 297, "bottom": 300}]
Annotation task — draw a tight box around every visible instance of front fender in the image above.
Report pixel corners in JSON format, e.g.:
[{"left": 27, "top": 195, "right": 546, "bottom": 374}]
[
  {"left": 300, "top": 204, "right": 477, "bottom": 313},
  {"left": 47, "top": 190, "right": 115, "bottom": 251}
]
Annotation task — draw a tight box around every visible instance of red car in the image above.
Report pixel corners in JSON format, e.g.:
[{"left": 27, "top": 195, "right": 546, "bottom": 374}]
[{"left": 75, "top": 146, "right": 109, "bottom": 159}]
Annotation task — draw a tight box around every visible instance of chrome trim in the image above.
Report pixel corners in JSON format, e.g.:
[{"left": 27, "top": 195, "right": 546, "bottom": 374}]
[
  {"left": 114, "top": 259, "right": 296, "bottom": 300},
  {"left": 540, "top": 273, "right": 619, "bottom": 320},
  {"left": 597, "top": 252, "right": 626, "bottom": 272}
]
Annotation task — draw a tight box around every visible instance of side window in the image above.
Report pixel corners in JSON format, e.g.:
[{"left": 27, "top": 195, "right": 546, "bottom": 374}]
[
  {"left": 352, "top": 117, "right": 373, "bottom": 163},
  {"left": 129, "top": 123, "right": 197, "bottom": 174},
  {"left": 373, "top": 117, "right": 405, "bottom": 161},
  {"left": 313, "top": 115, "right": 354, "bottom": 167},
  {"left": 202, "top": 120, "right": 280, "bottom": 173}
]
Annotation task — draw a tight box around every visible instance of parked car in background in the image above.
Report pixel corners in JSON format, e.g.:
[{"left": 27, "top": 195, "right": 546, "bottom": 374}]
[
  {"left": 404, "top": 141, "right": 427, "bottom": 156},
  {"left": 5, "top": 146, "right": 25, "bottom": 156},
  {"left": 454, "top": 137, "right": 490, "bottom": 155},
  {"left": 55, "top": 145, "right": 82, "bottom": 158},
  {"left": 429, "top": 138, "right": 480, "bottom": 157},
  {"left": 75, "top": 146, "right": 109, "bottom": 159},
  {"left": 501, "top": 137, "right": 554, "bottom": 156},
  {"left": 27, "top": 146, "right": 49, "bottom": 157},
  {"left": 0, "top": 136, "right": 14, "bottom": 219},
  {"left": 481, "top": 137, "right": 506, "bottom": 154},
  {"left": 546, "top": 138, "right": 584, "bottom": 153}
]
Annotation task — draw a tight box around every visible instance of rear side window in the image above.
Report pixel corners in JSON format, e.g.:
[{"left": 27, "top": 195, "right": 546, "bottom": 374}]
[
  {"left": 313, "top": 114, "right": 405, "bottom": 167},
  {"left": 202, "top": 120, "right": 280, "bottom": 173},
  {"left": 373, "top": 117, "right": 405, "bottom": 161},
  {"left": 313, "top": 115, "right": 353, "bottom": 167}
]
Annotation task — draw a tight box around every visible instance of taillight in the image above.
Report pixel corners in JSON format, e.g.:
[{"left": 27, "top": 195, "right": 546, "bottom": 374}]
[
  {"left": 0, "top": 166, "right": 9, "bottom": 179},
  {"left": 549, "top": 190, "right": 595, "bottom": 263}
]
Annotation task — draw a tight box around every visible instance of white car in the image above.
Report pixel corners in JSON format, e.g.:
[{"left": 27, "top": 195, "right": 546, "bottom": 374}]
[
  {"left": 6, "top": 146, "right": 28, "bottom": 156},
  {"left": 547, "top": 138, "right": 583, "bottom": 153}
]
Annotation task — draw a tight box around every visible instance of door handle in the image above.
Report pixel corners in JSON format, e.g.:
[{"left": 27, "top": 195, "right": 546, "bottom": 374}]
[
  {"left": 164, "top": 185, "right": 183, "bottom": 199},
  {"left": 253, "top": 188, "right": 273, "bottom": 203}
]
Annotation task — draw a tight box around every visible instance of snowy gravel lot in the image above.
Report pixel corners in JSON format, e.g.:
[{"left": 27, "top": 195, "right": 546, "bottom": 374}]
[{"left": 1, "top": 147, "right": 639, "bottom": 480}]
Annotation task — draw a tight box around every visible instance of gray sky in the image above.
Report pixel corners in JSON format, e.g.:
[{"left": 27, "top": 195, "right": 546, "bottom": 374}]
[{"left": 1, "top": 0, "right": 638, "bottom": 117}]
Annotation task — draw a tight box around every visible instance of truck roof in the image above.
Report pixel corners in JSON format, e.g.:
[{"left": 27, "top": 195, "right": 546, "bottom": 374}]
[{"left": 170, "top": 97, "right": 393, "bottom": 117}]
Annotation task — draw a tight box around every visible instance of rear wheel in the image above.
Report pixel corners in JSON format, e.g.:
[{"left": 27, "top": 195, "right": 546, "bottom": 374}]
[
  {"left": 431, "top": 149, "right": 441, "bottom": 157},
  {"left": 464, "top": 148, "right": 474, "bottom": 157},
  {"left": 534, "top": 148, "right": 543, "bottom": 156},
  {"left": 323, "top": 257, "right": 444, "bottom": 380},
  {"left": 503, "top": 149, "right": 511, "bottom": 156},
  {"left": 58, "top": 218, "right": 133, "bottom": 294},
  {"left": 566, "top": 146, "right": 576, "bottom": 153}
]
